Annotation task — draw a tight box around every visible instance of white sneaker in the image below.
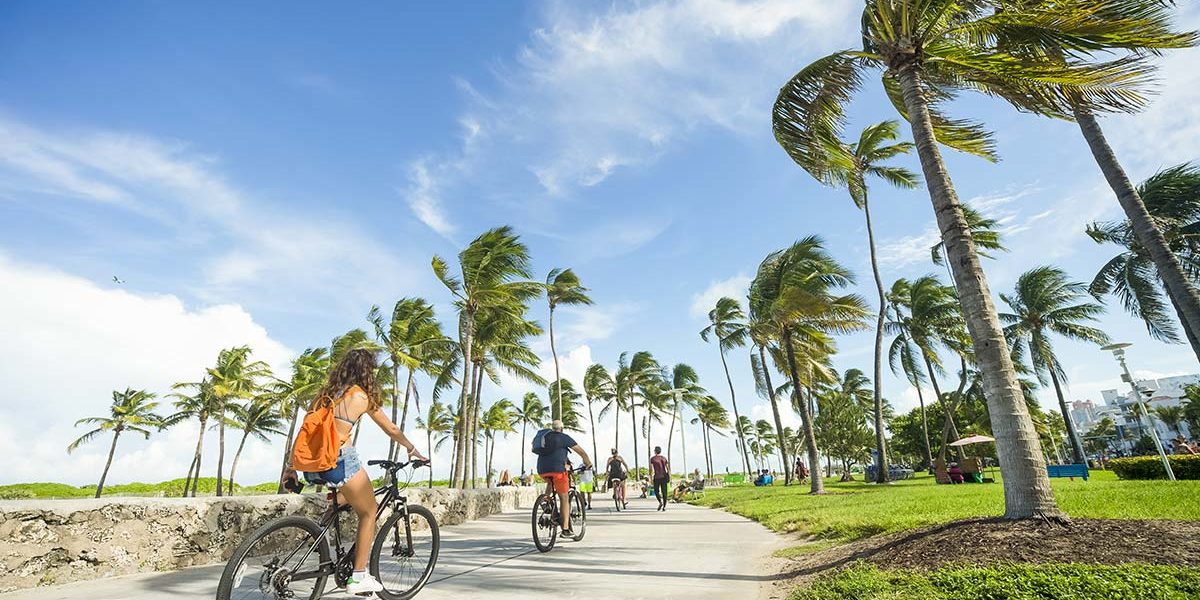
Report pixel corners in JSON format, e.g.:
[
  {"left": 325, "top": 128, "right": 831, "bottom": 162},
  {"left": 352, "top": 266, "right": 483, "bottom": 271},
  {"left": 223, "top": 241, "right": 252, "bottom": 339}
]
[{"left": 346, "top": 573, "right": 384, "bottom": 595}]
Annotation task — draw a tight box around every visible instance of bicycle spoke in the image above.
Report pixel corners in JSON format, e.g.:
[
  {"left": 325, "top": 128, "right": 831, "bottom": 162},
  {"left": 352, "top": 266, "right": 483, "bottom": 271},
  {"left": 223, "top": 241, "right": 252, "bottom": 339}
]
[
  {"left": 374, "top": 505, "right": 439, "bottom": 599},
  {"left": 227, "top": 524, "right": 324, "bottom": 600}
]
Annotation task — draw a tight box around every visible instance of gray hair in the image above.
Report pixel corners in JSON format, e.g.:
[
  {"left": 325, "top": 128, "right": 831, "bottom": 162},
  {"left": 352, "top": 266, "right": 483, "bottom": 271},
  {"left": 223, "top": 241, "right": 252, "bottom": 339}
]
[{"left": 551, "top": 419, "right": 564, "bottom": 432}]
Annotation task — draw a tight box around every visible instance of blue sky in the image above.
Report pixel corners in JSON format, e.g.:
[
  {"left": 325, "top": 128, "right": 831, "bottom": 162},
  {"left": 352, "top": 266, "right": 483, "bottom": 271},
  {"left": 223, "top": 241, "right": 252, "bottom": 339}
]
[{"left": 3, "top": 1, "right": 1199, "bottom": 486}]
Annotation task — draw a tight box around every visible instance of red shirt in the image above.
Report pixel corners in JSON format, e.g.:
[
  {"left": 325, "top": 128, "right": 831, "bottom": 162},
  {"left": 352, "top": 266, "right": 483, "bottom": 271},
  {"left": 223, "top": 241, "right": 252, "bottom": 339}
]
[{"left": 650, "top": 455, "right": 669, "bottom": 480}]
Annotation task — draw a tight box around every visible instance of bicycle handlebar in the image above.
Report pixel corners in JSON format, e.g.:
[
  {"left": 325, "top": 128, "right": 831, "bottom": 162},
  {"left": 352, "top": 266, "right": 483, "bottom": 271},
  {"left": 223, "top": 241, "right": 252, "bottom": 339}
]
[{"left": 367, "top": 458, "right": 431, "bottom": 471}]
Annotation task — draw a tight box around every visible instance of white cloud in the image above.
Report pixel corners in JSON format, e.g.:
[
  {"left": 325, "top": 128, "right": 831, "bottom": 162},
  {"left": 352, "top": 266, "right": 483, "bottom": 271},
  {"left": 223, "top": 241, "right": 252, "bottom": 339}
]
[
  {"left": 0, "top": 254, "right": 293, "bottom": 486},
  {"left": 690, "top": 273, "right": 752, "bottom": 318},
  {"left": 556, "top": 303, "right": 639, "bottom": 347},
  {"left": 402, "top": 160, "right": 457, "bottom": 238}
]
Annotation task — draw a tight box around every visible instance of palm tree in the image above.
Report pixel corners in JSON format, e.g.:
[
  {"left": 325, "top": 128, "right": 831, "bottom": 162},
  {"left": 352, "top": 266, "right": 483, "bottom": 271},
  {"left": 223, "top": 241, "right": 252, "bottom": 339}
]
[
  {"left": 663, "top": 363, "right": 705, "bottom": 472},
  {"left": 201, "top": 346, "right": 272, "bottom": 496},
  {"left": 749, "top": 316, "right": 792, "bottom": 484},
  {"left": 785, "top": 119, "right": 918, "bottom": 483},
  {"left": 1154, "top": 406, "right": 1186, "bottom": 438},
  {"left": 369, "top": 298, "right": 450, "bottom": 462},
  {"left": 267, "top": 347, "right": 329, "bottom": 493},
  {"left": 750, "top": 236, "right": 869, "bottom": 494},
  {"left": 700, "top": 297, "right": 752, "bottom": 477},
  {"left": 771, "top": 0, "right": 1145, "bottom": 519},
  {"left": 691, "top": 396, "right": 730, "bottom": 477},
  {"left": 617, "top": 351, "right": 660, "bottom": 477},
  {"left": 548, "top": 379, "right": 585, "bottom": 432},
  {"left": 416, "top": 400, "right": 453, "bottom": 488},
  {"left": 68, "top": 389, "right": 162, "bottom": 498},
  {"left": 513, "top": 392, "right": 548, "bottom": 477},
  {"left": 733, "top": 416, "right": 756, "bottom": 472},
  {"left": 1000, "top": 266, "right": 1110, "bottom": 465},
  {"left": 931, "top": 205, "right": 1008, "bottom": 271},
  {"left": 545, "top": 268, "right": 594, "bottom": 416},
  {"left": 162, "top": 378, "right": 220, "bottom": 497},
  {"left": 583, "top": 364, "right": 616, "bottom": 470},
  {"left": 637, "top": 375, "right": 671, "bottom": 470},
  {"left": 226, "top": 397, "right": 286, "bottom": 494},
  {"left": 480, "top": 399, "right": 516, "bottom": 487},
  {"left": 1088, "top": 163, "right": 1200, "bottom": 358},
  {"left": 432, "top": 226, "right": 539, "bottom": 488}
]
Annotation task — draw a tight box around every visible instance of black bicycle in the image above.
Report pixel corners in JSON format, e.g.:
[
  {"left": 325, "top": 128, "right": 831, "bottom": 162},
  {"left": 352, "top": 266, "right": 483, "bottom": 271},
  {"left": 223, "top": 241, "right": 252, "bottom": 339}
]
[
  {"left": 531, "top": 465, "right": 587, "bottom": 553},
  {"left": 217, "top": 459, "right": 439, "bottom": 600}
]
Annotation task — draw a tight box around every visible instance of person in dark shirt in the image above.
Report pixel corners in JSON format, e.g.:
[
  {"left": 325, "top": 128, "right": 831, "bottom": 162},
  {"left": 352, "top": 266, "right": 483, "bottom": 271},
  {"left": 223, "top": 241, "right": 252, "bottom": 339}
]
[
  {"left": 649, "top": 446, "right": 670, "bottom": 511},
  {"left": 536, "top": 419, "right": 592, "bottom": 533}
]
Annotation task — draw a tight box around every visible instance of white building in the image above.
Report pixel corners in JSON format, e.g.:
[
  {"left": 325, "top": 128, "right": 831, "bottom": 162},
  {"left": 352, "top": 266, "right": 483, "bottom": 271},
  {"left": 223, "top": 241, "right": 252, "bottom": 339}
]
[{"left": 1098, "top": 374, "right": 1197, "bottom": 445}]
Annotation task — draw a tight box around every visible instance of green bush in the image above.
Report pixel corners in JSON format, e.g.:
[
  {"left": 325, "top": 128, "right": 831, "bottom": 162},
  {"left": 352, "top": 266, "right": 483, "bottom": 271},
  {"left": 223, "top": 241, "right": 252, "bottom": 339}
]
[
  {"left": 1109, "top": 455, "right": 1200, "bottom": 480},
  {"left": 794, "top": 563, "right": 1200, "bottom": 600}
]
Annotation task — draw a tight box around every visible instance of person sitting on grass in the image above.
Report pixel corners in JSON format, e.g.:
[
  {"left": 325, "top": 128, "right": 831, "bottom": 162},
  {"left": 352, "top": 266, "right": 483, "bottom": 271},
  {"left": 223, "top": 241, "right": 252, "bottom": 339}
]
[{"left": 948, "top": 462, "right": 964, "bottom": 484}]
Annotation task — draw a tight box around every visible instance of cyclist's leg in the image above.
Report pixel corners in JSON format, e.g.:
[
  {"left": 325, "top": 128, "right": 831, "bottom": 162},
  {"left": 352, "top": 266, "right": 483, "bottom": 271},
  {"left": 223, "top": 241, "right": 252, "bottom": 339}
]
[
  {"left": 558, "top": 490, "right": 570, "bottom": 529},
  {"left": 338, "top": 469, "right": 377, "bottom": 571}
]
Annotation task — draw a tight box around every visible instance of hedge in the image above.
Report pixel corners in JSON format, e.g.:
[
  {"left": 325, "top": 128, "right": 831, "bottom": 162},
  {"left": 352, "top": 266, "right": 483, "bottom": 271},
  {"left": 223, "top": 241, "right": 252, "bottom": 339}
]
[{"left": 1109, "top": 455, "right": 1200, "bottom": 480}]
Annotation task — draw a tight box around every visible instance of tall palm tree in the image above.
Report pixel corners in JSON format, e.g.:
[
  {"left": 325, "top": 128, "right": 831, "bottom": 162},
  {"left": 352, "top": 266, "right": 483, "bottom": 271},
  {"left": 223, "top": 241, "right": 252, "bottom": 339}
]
[
  {"left": 193, "top": 346, "right": 272, "bottom": 496},
  {"left": 733, "top": 416, "right": 756, "bottom": 472},
  {"left": 771, "top": 0, "right": 1147, "bottom": 519},
  {"left": 1000, "top": 266, "right": 1110, "bottom": 465},
  {"left": 787, "top": 119, "right": 918, "bottom": 484},
  {"left": 617, "top": 351, "right": 660, "bottom": 477},
  {"left": 583, "top": 364, "right": 616, "bottom": 469},
  {"left": 544, "top": 268, "right": 594, "bottom": 416},
  {"left": 267, "top": 347, "right": 329, "bottom": 493},
  {"left": 1088, "top": 163, "right": 1200, "bottom": 357},
  {"left": 68, "top": 389, "right": 162, "bottom": 498},
  {"left": 749, "top": 316, "right": 791, "bottom": 484},
  {"left": 663, "top": 363, "right": 705, "bottom": 472},
  {"left": 700, "top": 297, "right": 752, "bottom": 477},
  {"left": 369, "top": 298, "right": 450, "bottom": 462},
  {"left": 480, "top": 399, "right": 516, "bottom": 487},
  {"left": 416, "top": 400, "right": 453, "bottom": 488},
  {"left": 548, "top": 379, "right": 585, "bottom": 432},
  {"left": 691, "top": 396, "right": 730, "bottom": 477},
  {"left": 513, "top": 392, "right": 547, "bottom": 476},
  {"left": 432, "top": 226, "right": 539, "bottom": 488},
  {"left": 226, "top": 397, "right": 286, "bottom": 494},
  {"left": 637, "top": 375, "right": 671, "bottom": 470},
  {"left": 162, "top": 378, "right": 220, "bottom": 497},
  {"left": 750, "top": 236, "right": 869, "bottom": 494}
]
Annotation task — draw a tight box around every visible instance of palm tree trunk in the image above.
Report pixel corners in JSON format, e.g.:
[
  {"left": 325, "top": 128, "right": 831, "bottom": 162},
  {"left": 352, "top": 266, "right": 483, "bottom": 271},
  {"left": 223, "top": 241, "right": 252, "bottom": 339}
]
[
  {"left": 453, "top": 314, "right": 475, "bottom": 488},
  {"left": 188, "top": 416, "right": 208, "bottom": 495},
  {"left": 630, "top": 400, "right": 640, "bottom": 478},
  {"left": 96, "top": 430, "right": 121, "bottom": 498},
  {"left": 191, "top": 433, "right": 205, "bottom": 497},
  {"left": 184, "top": 453, "right": 198, "bottom": 497},
  {"left": 471, "top": 364, "right": 484, "bottom": 488},
  {"left": 666, "top": 398, "right": 677, "bottom": 466},
  {"left": 646, "top": 414, "right": 654, "bottom": 471},
  {"left": 863, "top": 196, "right": 890, "bottom": 483},
  {"left": 614, "top": 404, "right": 621, "bottom": 458},
  {"left": 549, "top": 306, "right": 563, "bottom": 417},
  {"left": 782, "top": 330, "right": 824, "bottom": 494},
  {"left": 898, "top": 65, "right": 1061, "bottom": 519},
  {"left": 914, "top": 384, "right": 934, "bottom": 472},
  {"left": 1074, "top": 106, "right": 1200, "bottom": 362},
  {"left": 520, "top": 421, "right": 528, "bottom": 476},
  {"left": 759, "top": 345, "right": 790, "bottom": 485},
  {"left": 216, "top": 399, "right": 227, "bottom": 497},
  {"left": 277, "top": 408, "right": 298, "bottom": 493},
  {"left": 229, "top": 430, "right": 250, "bottom": 495},
  {"left": 427, "top": 429, "right": 434, "bottom": 488},
  {"left": 1047, "top": 365, "right": 1085, "bottom": 464},
  {"left": 587, "top": 396, "right": 599, "bottom": 472},
  {"left": 718, "top": 349, "right": 751, "bottom": 477},
  {"left": 399, "top": 368, "right": 415, "bottom": 435},
  {"left": 923, "top": 353, "right": 963, "bottom": 461}
]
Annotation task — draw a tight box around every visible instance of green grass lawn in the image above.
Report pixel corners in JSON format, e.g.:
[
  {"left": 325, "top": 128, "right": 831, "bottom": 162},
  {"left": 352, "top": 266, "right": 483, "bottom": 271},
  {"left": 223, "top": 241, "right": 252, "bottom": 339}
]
[
  {"left": 695, "top": 470, "right": 1200, "bottom": 542},
  {"left": 793, "top": 563, "right": 1200, "bottom": 600}
]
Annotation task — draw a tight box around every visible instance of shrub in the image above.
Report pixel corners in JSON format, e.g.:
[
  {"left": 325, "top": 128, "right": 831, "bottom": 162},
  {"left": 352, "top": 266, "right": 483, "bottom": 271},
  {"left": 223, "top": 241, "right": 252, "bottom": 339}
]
[{"left": 1109, "top": 455, "right": 1200, "bottom": 480}]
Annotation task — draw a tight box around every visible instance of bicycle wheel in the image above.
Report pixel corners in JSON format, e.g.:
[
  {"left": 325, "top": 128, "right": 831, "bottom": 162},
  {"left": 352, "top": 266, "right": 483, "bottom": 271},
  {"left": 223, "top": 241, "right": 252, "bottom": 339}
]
[
  {"left": 531, "top": 493, "right": 558, "bottom": 553},
  {"left": 216, "top": 516, "right": 330, "bottom": 600},
  {"left": 371, "top": 504, "right": 440, "bottom": 600},
  {"left": 567, "top": 490, "right": 587, "bottom": 541},
  {"left": 613, "top": 486, "right": 621, "bottom": 512}
]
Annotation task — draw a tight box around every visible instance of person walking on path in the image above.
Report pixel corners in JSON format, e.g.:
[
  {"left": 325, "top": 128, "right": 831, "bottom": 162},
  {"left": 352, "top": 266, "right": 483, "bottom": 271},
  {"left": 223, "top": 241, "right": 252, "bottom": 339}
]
[{"left": 650, "top": 446, "right": 670, "bottom": 511}]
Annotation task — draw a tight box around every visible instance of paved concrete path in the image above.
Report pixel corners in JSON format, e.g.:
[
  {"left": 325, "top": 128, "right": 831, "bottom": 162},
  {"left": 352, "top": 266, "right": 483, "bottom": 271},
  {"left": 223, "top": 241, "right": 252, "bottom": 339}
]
[{"left": 6, "top": 496, "right": 785, "bottom": 600}]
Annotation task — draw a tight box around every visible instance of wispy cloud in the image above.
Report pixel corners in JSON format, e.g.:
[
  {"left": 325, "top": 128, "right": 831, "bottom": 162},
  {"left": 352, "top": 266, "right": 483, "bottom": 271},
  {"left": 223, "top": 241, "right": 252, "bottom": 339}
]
[{"left": 690, "top": 273, "right": 752, "bottom": 318}]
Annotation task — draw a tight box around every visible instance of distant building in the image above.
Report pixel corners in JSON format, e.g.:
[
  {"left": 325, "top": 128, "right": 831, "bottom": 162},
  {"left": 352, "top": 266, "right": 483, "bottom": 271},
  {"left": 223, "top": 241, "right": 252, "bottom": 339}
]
[
  {"left": 1070, "top": 400, "right": 1099, "bottom": 431},
  {"left": 1098, "top": 374, "right": 1197, "bottom": 445}
]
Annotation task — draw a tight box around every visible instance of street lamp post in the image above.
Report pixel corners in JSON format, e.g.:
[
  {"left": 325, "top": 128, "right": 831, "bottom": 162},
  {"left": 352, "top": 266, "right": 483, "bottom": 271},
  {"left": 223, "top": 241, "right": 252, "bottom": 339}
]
[
  {"left": 667, "top": 388, "right": 688, "bottom": 475},
  {"left": 1101, "top": 343, "right": 1176, "bottom": 481}
]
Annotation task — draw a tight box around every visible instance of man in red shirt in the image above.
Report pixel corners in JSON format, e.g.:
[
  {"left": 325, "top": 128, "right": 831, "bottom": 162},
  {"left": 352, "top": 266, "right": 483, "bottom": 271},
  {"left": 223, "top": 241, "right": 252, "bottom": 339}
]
[{"left": 649, "top": 446, "right": 670, "bottom": 511}]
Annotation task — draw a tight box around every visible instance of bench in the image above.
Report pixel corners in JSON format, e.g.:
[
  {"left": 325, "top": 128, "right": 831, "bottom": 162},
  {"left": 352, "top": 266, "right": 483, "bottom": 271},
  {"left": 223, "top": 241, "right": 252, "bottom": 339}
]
[{"left": 1046, "top": 463, "right": 1089, "bottom": 481}]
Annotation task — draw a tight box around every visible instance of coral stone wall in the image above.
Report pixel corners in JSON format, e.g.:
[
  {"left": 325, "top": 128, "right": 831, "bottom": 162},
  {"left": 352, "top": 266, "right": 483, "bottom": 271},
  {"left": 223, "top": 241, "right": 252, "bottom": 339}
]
[{"left": 0, "top": 486, "right": 539, "bottom": 592}]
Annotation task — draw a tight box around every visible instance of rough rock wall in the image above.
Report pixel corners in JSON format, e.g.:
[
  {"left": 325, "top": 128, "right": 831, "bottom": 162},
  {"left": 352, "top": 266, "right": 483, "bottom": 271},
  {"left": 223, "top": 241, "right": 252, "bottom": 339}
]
[{"left": 0, "top": 486, "right": 539, "bottom": 592}]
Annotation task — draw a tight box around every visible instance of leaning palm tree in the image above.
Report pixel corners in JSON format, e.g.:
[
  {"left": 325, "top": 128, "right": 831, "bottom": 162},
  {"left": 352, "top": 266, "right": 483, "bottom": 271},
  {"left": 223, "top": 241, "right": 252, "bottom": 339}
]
[
  {"left": 162, "top": 378, "right": 220, "bottom": 497},
  {"left": 369, "top": 298, "right": 450, "bottom": 462},
  {"left": 691, "top": 396, "right": 730, "bottom": 477},
  {"left": 1000, "top": 266, "right": 1110, "bottom": 465},
  {"left": 700, "top": 297, "right": 752, "bottom": 477},
  {"left": 794, "top": 119, "right": 918, "bottom": 483},
  {"left": 544, "top": 268, "right": 594, "bottom": 416},
  {"left": 1088, "top": 163, "right": 1200, "bottom": 358},
  {"left": 480, "top": 399, "right": 516, "bottom": 487},
  {"left": 226, "top": 397, "right": 286, "bottom": 494},
  {"left": 513, "top": 392, "right": 548, "bottom": 477},
  {"left": 267, "top": 347, "right": 329, "bottom": 493},
  {"left": 432, "top": 226, "right": 539, "bottom": 488},
  {"left": 750, "top": 236, "right": 870, "bottom": 494},
  {"left": 663, "top": 363, "right": 705, "bottom": 472},
  {"left": 190, "top": 346, "right": 272, "bottom": 496},
  {"left": 617, "top": 351, "right": 660, "bottom": 477},
  {"left": 749, "top": 316, "right": 792, "bottom": 484},
  {"left": 416, "top": 400, "right": 453, "bottom": 488},
  {"left": 68, "top": 388, "right": 162, "bottom": 498},
  {"left": 771, "top": 0, "right": 1154, "bottom": 520},
  {"left": 583, "top": 364, "right": 617, "bottom": 469}
]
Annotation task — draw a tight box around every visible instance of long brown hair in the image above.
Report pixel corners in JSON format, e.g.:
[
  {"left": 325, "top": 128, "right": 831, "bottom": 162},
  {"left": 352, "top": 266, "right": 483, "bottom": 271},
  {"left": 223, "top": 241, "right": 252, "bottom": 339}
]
[{"left": 311, "top": 348, "right": 382, "bottom": 411}]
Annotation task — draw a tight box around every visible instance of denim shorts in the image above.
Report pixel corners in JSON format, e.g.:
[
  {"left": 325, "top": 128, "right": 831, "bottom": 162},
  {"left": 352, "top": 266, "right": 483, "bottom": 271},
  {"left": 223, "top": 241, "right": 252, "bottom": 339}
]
[{"left": 303, "top": 446, "right": 362, "bottom": 489}]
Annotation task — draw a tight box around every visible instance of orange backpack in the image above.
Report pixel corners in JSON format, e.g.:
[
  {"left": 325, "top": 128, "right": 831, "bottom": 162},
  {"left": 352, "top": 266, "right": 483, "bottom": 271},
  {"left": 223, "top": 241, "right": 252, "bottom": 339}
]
[{"left": 291, "top": 389, "right": 349, "bottom": 472}]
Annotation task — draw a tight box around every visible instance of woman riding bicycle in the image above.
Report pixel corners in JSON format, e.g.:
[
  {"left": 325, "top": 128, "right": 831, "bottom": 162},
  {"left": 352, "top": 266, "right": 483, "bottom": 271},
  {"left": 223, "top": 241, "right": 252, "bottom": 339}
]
[
  {"left": 605, "top": 449, "right": 629, "bottom": 509},
  {"left": 281, "top": 349, "right": 428, "bottom": 595}
]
